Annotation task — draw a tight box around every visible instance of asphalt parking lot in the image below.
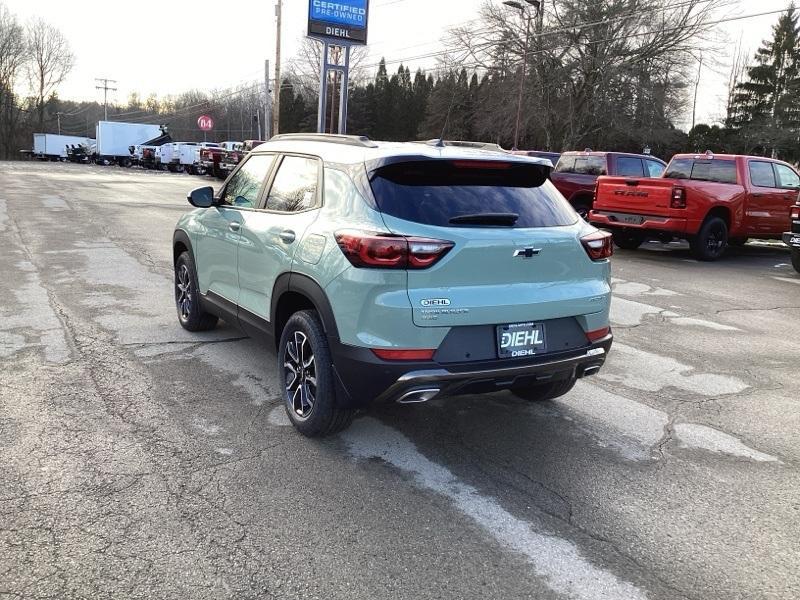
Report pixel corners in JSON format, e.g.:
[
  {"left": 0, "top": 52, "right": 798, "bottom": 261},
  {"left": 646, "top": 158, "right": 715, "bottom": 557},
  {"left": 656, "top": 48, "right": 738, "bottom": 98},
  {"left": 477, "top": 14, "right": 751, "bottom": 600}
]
[{"left": 1, "top": 161, "right": 799, "bottom": 600}]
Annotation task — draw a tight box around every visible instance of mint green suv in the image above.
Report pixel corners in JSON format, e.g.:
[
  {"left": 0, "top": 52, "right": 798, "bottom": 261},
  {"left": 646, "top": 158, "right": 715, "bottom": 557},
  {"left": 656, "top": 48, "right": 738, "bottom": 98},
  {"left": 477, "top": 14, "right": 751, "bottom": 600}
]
[{"left": 173, "top": 134, "right": 613, "bottom": 436}]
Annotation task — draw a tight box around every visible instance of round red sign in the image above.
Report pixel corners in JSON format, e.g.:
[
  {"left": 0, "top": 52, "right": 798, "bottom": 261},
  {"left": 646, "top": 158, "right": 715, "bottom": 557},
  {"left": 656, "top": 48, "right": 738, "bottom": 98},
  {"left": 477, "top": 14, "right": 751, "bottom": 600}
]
[{"left": 197, "top": 115, "right": 214, "bottom": 131}]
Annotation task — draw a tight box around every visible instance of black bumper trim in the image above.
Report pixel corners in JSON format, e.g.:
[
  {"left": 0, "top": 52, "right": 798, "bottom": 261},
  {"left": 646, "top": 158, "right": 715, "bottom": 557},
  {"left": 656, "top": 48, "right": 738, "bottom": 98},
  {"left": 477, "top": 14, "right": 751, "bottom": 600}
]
[{"left": 783, "top": 232, "right": 800, "bottom": 249}]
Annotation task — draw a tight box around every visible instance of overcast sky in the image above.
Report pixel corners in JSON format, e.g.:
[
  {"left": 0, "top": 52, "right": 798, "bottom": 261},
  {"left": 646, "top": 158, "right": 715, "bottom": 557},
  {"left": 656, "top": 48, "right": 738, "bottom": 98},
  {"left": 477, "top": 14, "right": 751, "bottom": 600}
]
[{"left": 2, "top": 0, "right": 793, "bottom": 131}]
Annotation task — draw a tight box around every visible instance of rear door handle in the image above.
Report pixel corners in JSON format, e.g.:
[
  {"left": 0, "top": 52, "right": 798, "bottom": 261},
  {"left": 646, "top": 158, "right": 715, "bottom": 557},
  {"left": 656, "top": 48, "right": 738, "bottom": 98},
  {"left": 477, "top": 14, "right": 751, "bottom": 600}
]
[
  {"left": 229, "top": 222, "right": 241, "bottom": 232},
  {"left": 279, "top": 230, "right": 296, "bottom": 244}
]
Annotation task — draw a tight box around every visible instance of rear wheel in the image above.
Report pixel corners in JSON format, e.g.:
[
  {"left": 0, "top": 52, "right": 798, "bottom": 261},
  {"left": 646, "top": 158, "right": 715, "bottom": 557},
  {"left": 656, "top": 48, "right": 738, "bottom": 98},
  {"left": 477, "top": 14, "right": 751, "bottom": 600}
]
[
  {"left": 511, "top": 378, "right": 576, "bottom": 402},
  {"left": 792, "top": 249, "right": 800, "bottom": 273},
  {"left": 572, "top": 200, "right": 592, "bottom": 221},
  {"left": 612, "top": 232, "right": 644, "bottom": 250},
  {"left": 174, "top": 252, "right": 218, "bottom": 332},
  {"left": 690, "top": 217, "right": 728, "bottom": 261},
  {"left": 278, "top": 310, "right": 355, "bottom": 437}
]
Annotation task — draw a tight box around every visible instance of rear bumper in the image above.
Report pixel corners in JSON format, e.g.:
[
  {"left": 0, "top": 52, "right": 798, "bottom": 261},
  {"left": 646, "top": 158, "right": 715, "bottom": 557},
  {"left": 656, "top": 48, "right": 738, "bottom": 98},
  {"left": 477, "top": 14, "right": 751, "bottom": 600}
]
[
  {"left": 783, "top": 232, "right": 800, "bottom": 249},
  {"left": 330, "top": 334, "right": 613, "bottom": 407},
  {"left": 590, "top": 210, "right": 688, "bottom": 235}
]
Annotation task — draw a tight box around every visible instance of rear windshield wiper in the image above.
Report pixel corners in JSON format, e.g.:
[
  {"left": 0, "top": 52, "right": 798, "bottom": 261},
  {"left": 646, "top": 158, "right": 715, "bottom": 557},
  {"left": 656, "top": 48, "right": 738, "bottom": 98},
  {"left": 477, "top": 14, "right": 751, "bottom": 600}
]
[{"left": 449, "top": 213, "right": 519, "bottom": 226}]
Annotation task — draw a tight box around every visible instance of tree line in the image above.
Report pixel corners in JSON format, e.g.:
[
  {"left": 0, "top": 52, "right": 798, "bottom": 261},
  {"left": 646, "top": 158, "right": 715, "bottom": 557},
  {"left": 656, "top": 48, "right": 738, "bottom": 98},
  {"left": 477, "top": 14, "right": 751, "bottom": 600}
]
[{"left": 2, "top": 0, "right": 800, "bottom": 164}]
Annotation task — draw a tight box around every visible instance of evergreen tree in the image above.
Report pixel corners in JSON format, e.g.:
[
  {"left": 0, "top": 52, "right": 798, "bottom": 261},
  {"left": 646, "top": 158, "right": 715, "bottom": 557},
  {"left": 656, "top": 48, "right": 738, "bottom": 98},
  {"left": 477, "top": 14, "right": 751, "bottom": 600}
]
[{"left": 727, "top": 4, "right": 800, "bottom": 159}]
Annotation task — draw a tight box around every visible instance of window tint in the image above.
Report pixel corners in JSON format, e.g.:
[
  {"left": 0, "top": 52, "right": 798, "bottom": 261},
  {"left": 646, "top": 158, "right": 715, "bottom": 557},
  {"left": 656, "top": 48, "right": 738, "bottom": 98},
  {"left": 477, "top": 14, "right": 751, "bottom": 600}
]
[
  {"left": 774, "top": 164, "right": 800, "bottom": 189},
  {"left": 665, "top": 159, "right": 738, "bottom": 184},
  {"left": 645, "top": 160, "right": 665, "bottom": 177},
  {"left": 574, "top": 156, "right": 607, "bottom": 175},
  {"left": 554, "top": 156, "right": 575, "bottom": 173},
  {"left": 369, "top": 160, "right": 577, "bottom": 229},
  {"left": 221, "top": 154, "right": 275, "bottom": 208},
  {"left": 616, "top": 157, "right": 644, "bottom": 177},
  {"left": 749, "top": 161, "right": 776, "bottom": 188},
  {"left": 266, "top": 156, "right": 320, "bottom": 212}
]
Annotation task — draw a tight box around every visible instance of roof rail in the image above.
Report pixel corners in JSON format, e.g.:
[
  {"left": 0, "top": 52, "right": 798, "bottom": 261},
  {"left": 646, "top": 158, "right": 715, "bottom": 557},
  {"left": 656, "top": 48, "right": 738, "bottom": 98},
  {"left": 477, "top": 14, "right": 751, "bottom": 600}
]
[
  {"left": 422, "top": 139, "right": 508, "bottom": 152},
  {"left": 269, "top": 133, "right": 378, "bottom": 148}
]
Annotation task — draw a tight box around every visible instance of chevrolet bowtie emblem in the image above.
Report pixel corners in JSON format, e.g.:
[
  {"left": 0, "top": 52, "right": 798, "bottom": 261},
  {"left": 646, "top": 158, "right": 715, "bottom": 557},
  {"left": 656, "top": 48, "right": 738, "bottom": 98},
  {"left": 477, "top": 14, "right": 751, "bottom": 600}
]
[{"left": 514, "top": 248, "right": 542, "bottom": 258}]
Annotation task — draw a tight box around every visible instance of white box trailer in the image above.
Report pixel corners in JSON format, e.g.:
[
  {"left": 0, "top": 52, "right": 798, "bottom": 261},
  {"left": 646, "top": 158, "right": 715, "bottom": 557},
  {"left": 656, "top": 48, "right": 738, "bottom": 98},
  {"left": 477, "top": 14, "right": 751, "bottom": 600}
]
[
  {"left": 32, "top": 133, "right": 95, "bottom": 160},
  {"left": 95, "top": 121, "right": 162, "bottom": 165}
]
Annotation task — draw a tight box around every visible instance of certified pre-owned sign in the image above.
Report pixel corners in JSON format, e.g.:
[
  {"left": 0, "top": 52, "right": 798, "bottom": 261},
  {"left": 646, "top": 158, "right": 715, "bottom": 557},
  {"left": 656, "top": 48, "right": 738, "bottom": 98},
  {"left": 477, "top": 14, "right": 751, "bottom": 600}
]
[{"left": 308, "top": 0, "right": 369, "bottom": 44}]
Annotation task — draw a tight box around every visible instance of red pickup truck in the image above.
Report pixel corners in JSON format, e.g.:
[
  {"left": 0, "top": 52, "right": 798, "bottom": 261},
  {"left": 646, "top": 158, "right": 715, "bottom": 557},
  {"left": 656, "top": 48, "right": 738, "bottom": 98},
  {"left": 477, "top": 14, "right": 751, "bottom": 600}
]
[
  {"left": 550, "top": 151, "right": 667, "bottom": 219},
  {"left": 590, "top": 152, "right": 800, "bottom": 260}
]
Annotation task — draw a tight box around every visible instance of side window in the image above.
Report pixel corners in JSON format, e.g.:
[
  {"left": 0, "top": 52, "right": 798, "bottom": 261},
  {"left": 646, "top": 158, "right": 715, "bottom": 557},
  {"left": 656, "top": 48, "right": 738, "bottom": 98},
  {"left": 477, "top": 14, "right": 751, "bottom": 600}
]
[
  {"left": 774, "top": 164, "right": 800, "bottom": 189},
  {"left": 221, "top": 154, "right": 275, "bottom": 207},
  {"left": 266, "top": 156, "right": 320, "bottom": 212},
  {"left": 645, "top": 160, "right": 665, "bottom": 177},
  {"left": 749, "top": 161, "right": 776, "bottom": 188},
  {"left": 616, "top": 157, "right": 645, "bottom": 177},
  {"left": 554, "top": 156, "right": 576, "bottom": 173}
]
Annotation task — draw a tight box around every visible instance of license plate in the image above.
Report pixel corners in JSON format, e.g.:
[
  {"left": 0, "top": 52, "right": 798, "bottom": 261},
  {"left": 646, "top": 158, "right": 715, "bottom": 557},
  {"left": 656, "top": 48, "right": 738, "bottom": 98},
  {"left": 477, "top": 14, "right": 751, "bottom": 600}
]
[
  {"left": 497, "top": 322, "right": 546, "bottom": 359},
  {"left": 621, "top": 215, "right": 645, "bottom": 225}
]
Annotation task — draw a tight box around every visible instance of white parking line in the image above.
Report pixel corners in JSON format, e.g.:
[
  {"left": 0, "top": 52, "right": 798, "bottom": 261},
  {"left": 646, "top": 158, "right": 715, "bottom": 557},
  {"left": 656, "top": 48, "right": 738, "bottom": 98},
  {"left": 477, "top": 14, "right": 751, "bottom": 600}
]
[
  {"left": 772, "top": 276, "right": 800, "bottom": 285},
  {"left": 344, "top": 417, "right": 649, "bottom": 600}
]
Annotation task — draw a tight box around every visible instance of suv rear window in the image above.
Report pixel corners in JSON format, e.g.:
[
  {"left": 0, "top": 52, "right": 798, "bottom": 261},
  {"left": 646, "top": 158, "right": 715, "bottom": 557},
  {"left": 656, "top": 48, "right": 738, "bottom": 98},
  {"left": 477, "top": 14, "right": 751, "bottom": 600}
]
[
  {"left": 369, "top": 160, "right": 577, "bottom": 228},
  {"left": 554, "top": 155, "right": 607, "bottom": 175},
  {"left": 665, "top": 159, "right": 738, "bottom": 184}
]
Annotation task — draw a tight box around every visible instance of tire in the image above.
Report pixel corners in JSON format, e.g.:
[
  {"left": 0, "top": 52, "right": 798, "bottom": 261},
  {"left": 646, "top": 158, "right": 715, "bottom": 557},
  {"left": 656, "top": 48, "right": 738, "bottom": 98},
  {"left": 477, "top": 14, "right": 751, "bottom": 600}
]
[
  {"left": 612, "top": 232, "right": 644, "bottom": 250},
  {"left": 511, "top": 378, "right": 576, "bottom": 402},
  {"left": 278, "top": 310, "right": 355, "bottom": 437},
  {"left": 174, "top": 252, "right": 218, "bottom": 332},
  {"left": 690, "top": 216, "right": 728, "bottom": 261},
  {"left": 729, "top": 237, "right": 748, "bottom": 247},
  {"left": 792, "top": 249, "right": 800, "bottom": 274},
  {"left": 194, "top": 166, "right": 207, "bottom": 176},
  {"left": 573, "top": 200, "right": 592, "bottom": 221}
]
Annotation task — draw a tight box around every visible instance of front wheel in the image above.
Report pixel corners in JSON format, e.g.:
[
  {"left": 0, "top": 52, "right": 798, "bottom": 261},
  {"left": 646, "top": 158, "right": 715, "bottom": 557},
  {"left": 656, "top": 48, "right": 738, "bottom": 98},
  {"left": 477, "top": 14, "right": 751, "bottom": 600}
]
[
  {"left": 174, "top": 252, "right": 218, "bottom": 332},
  {"left": 511, "top": 378, "right": 576, "bottom": 402},
  {"left": 690, "top": 217, "right": 728, "bottom": 261},
  {"left": 612, "top": 232, "right": 644, "bottom": 250},
  {"left": 792, "top": 249, "right": 800, "bottom": 273},
  {"left": 278, "top": 310, "right": 355, "bottom": 437}
]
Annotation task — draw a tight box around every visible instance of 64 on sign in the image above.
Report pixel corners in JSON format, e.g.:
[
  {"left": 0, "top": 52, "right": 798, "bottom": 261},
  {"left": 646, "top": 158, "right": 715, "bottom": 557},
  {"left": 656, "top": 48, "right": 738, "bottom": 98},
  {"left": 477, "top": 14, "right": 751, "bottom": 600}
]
[{"left": 197, "top": 115, "right": 214, "bottom": 131}]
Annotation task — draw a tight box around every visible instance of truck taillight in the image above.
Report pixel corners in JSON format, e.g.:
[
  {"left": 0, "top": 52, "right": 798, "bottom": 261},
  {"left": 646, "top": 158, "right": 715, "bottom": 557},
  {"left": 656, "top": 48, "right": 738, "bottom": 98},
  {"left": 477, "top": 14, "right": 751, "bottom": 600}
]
[
  {"left": 671, "top": 187, "right": 686, "bottom": 209},
  {"left": 581, "top": 230, "right": 613, "bottom": 261},
  {"left": 791, "top": 205, "right": 800, "bottom": 220},
  {"left": 335, "top": 231, "right": 454, "bottom": 269}
]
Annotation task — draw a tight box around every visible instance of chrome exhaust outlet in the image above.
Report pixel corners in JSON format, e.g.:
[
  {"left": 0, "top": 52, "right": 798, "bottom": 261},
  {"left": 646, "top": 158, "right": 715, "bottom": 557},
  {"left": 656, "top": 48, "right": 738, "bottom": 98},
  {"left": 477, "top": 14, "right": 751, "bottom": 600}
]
[
  {"left": 396, "top": 388, "right": 440, "bottom": 404},
  {"left": 582, "top": 365, "right": 601, "bottom": 377}
]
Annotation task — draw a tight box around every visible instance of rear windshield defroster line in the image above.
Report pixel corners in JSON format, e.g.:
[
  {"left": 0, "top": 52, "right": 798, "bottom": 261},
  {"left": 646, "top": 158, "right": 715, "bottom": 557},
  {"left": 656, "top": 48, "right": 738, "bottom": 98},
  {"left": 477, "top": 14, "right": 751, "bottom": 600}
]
[{"left": 368, "top": 160, "right": 578, "bottom": 229}]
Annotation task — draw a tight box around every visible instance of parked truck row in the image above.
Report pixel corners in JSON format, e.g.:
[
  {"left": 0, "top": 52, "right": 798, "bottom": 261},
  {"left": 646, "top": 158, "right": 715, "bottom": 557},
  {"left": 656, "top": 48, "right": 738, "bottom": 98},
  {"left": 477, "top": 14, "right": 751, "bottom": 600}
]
[{"left": 28, "top": 122, "right": 266, "bottom": 179}]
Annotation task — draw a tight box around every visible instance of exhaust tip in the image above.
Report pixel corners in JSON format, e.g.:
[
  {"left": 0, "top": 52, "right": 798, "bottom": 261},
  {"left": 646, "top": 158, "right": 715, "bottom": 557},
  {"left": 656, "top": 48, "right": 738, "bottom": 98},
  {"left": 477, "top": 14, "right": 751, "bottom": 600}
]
[
  {"left": 397, "top": 388, "right": 440, "bottom": 404},
  {"left": 582, "top": 365, "right": 601, "bottom": 378}
]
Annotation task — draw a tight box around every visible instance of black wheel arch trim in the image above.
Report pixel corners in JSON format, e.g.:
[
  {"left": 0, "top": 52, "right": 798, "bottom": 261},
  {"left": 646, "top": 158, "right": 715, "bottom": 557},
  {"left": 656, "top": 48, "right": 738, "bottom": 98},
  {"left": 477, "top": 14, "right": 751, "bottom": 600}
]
[
  {"left": 271, "top": 272, "right": 341, "bottom": 343},
  {"left": 173, "top": 229, "right": 195, "bottom": 264}
]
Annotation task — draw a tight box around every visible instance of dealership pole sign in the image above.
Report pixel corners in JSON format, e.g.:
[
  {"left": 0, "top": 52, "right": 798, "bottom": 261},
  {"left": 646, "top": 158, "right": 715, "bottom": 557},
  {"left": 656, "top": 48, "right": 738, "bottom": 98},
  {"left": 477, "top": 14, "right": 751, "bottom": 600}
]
[{"left": 308, "top": 0, "right": 369, "bottom": 45}]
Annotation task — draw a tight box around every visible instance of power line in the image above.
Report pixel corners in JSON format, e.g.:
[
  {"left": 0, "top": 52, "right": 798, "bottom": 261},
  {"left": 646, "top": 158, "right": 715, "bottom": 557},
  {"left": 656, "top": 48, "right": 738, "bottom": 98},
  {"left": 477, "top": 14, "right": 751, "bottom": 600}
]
[{"left": 95, "top": 78, "right": 117, "bottom": 121}]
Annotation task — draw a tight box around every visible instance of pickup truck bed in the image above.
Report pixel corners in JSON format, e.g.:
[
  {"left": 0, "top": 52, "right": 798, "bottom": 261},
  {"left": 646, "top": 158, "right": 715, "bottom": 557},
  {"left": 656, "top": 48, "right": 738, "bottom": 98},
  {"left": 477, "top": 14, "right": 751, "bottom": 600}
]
[{"left": 590, "top": 153, "right": 800, "bottom": 260}]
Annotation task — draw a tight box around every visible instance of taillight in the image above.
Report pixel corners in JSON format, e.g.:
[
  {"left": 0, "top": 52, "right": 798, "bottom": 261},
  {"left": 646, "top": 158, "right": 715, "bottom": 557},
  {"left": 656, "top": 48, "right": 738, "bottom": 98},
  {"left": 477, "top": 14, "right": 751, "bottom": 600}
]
[
  {"left": 335, "top": 231, "right": 454, "bottom": 269},
  {"left": 586, "top": 327, "right": 610, "bottom": 342},
  {"left": 671, "top": 187, "right": 686, "bottom": 209},
  {"left": 581, "top": 230, "right": 613, "bottom": 261},
  {"left": 791, "top": 205, "right": 800, "bottom": 220},
  {"left": 371, "top": 349, "right": 436, "bottom": 361}
]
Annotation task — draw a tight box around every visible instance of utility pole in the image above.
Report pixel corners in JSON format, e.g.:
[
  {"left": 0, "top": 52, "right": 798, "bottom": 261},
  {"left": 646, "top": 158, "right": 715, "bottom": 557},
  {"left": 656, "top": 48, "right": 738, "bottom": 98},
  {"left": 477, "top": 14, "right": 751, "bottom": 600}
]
[
  {"left": 691, "top": 56, "right": 703, "bottom": 131},
  {"left": 265, "top": 60, "right": 272, "bottom": 140},
  {"left": 95, "top": 78, "right": 117, "bottom": 121},
  {"left": 56, "top": 112, "right": 63, "bottom": 135},
  {"left": 503, "top": 0, "right": 540, "bottom": 151},
  {"left": 273, "top": 0, "right": 282, "bottom": 136}
]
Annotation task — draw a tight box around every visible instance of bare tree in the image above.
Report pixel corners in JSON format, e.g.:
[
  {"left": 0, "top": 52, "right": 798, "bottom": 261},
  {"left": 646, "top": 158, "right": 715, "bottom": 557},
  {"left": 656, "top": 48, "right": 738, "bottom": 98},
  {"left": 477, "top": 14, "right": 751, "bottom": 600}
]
[
  {"left": 0, "top": 3, "right": 27, "bottom": 158},
  {"left": 26, "top": 17, "right": 74, "bottom": 129}
]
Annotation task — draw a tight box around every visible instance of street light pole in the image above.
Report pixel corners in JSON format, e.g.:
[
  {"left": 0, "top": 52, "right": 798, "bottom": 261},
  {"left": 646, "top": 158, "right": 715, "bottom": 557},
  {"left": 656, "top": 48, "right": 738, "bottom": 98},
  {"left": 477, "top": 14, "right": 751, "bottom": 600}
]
[{"left": 504, "top": 0, "right": 540, "bottom": 151}]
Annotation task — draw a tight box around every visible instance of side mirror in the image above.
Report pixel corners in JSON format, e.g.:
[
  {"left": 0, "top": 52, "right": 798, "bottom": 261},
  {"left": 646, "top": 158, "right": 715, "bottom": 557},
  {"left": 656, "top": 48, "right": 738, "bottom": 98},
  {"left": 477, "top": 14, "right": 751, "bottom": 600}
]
[{"left": 188, "top": 186, "right": 215, "bottom": 208}]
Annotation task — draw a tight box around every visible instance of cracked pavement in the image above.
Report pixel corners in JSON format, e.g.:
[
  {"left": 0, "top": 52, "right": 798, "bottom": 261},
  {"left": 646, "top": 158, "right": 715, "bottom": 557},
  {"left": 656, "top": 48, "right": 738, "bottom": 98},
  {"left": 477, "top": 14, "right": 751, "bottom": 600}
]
[{"left": 1, "top": 162, "right": 798, "bottom": 600}]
